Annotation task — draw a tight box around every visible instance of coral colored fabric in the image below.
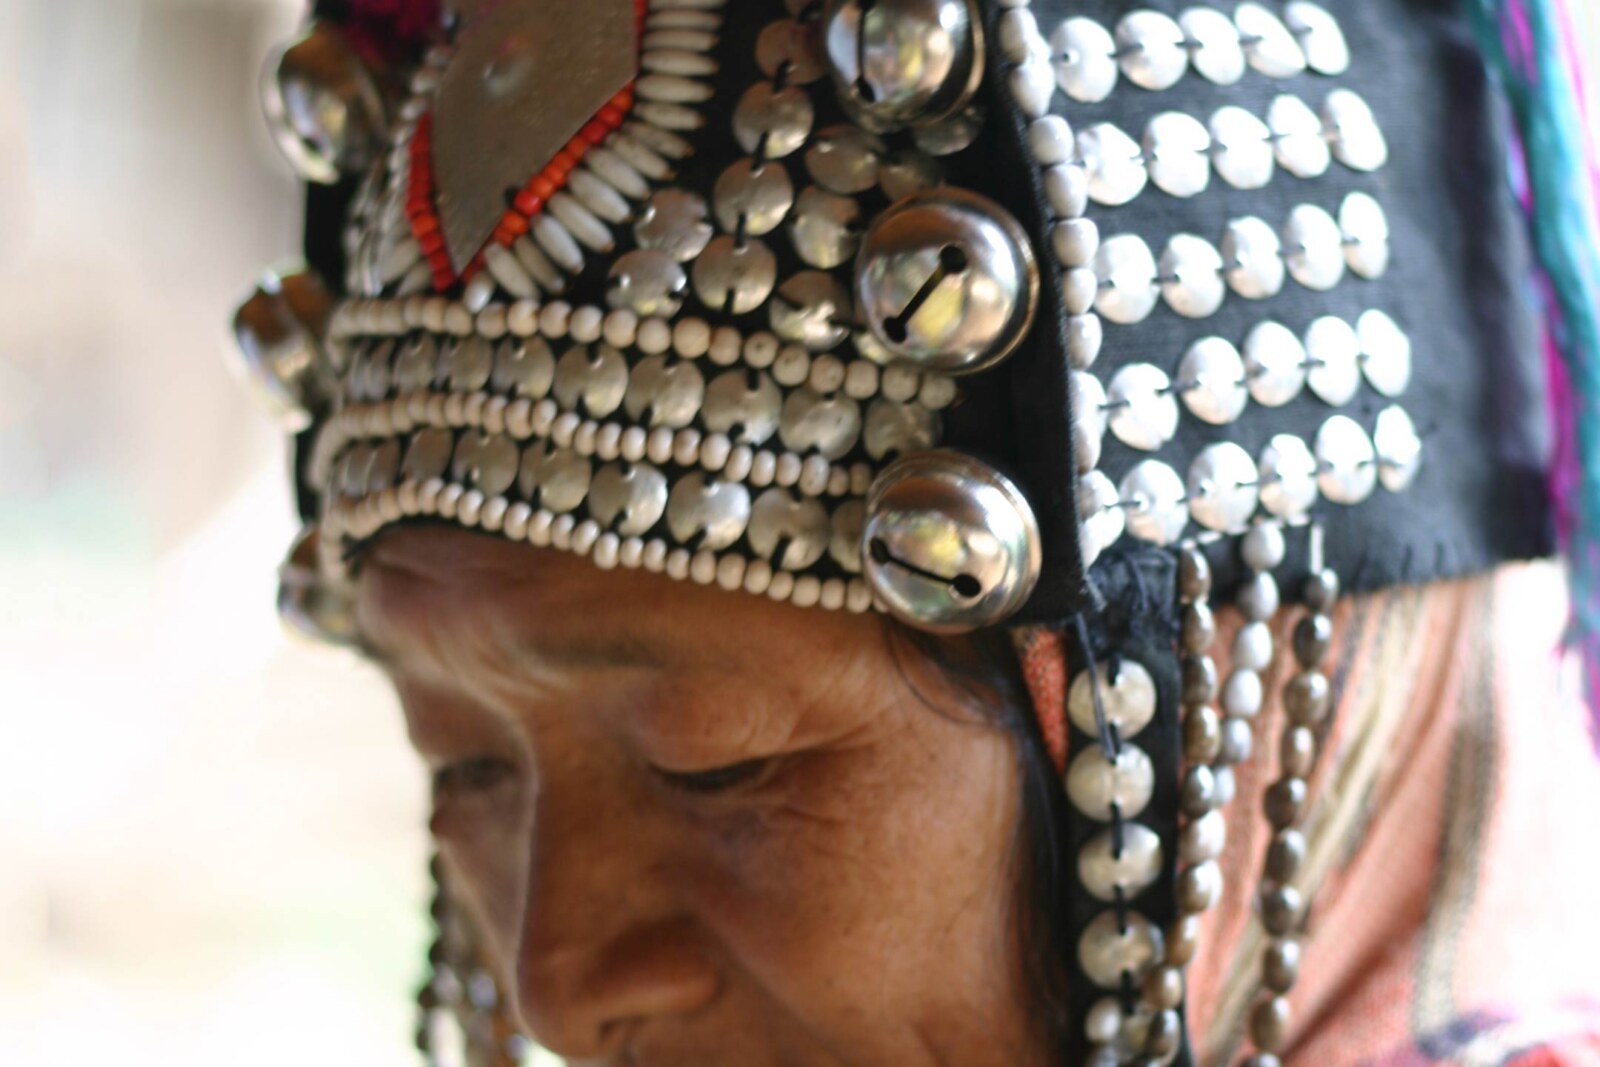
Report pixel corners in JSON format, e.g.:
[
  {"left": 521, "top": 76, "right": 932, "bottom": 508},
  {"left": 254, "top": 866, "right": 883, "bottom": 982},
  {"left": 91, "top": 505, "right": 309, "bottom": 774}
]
[{"left": 1018, "top": 564, "right": 1600, "bottom": 1066}]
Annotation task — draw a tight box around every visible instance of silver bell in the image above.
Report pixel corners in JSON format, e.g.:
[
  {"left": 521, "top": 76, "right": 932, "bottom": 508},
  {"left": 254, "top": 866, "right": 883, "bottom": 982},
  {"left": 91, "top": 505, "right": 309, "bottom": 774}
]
[
  {"left": 821, "top": 0, "right": 984, "bottom": 131},
  {"left": 862, "top": 450, "right": 1042, "bottom": 632},
  {"left": 277, "top": 527, "right": 360, "bottom": 647},
  {"left": 262, "top": 20, "right": 389, "bottom": 184},
  {"left": 233, "top": 264, "right": 337, "bottom": 431},
  {"left": 855, "top": 189, "right": 1038, "bottom": 375}
]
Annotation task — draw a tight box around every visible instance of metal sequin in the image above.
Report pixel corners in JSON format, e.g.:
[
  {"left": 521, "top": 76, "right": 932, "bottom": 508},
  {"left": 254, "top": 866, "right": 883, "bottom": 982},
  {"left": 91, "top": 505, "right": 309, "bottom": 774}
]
[
  {"left": 607, "top": 248, "right": 689, "bottom": 317},
  {"left": 1078, "top": 910, "right": 1163, "bottom": 991},
  {"left": 747, "top": 488, "right": 831, "bottom": 570},
  {"left": 1304, "top": 315, "right": 1362, "bottom": 406},
  {"left": 1160, "top": 234, "right": 1227, "bottom": 319},
  {"left": 1177, "top": 337, "right": 1248, "bottom": 425},
  {"left": 452, "top": 432, "right": 520, "bottom": 496},
  {"left": 1223, "top": 215, "right": 1287, "bottom": 299},
  {"left": 691, "top": 238, "right": 774, "bottom": 317},
  {"left": 625, "top": 355, "right": 707, "bottom": 429},
  {"left": 771, "top": 271, "right": 853, "bottom": 351},
  {"left": 1114, "top": 10, "right": 1189, "bottom": 91},
  {"left": 1051, "top": 17, "right": 1118, "bottom": 104},
  {"left": 1067, "top": 746, "right": 1156, "bottom": 822},
  {"left": 447, "top": 334, "right": 494, "bottom": 392},
  {"left": 1339, "top": 191, "right": 1391, "bottom": 279},
  {"left": 1143, "top": 111, "right": 1212, "bottom": 199},
  {"left": 713, "top": 158, "right": 795, "bottom": 236},
  {"left": 403, "top": 428, "right": 455, "bottom": 482},
  {"left": 1324, "top": 89, "right": 1389, "bottom": 172},
  {"left": 1258, "top": 433, "right": 1319, "bottom": 518},
  {"left": 1068, "top": 660, "right": 1157, "bottom": 739},
  {"left": 1078, "top": 470, "right": 1125, "bottom": 568},
  {"left": 1078, "top": 122, "right": 1148, "bottom": 207},
  {"left": 393, "top": 335, "right": 441, "bottom": 393},
  {"left": 1093, "top": 234, "right": 1159, "bottom": 325},
  {"left": 587, "top": 462, "right": 670, "bottom": 535},
  {"left": 1357, "top": 309, "right": 1413, "bottom": 398},
  {"left": 518, "top": 441, "right": 593, "bottom": 513},
  {"left": 732, "top": 82, "right": 814, "bottom": 160},
  {"left": 1243, "top": 321, "right": 1308, "bottom": 407},
  {"left": 552, "top": 343, "right": 630, "bottom": 418},
  {"left": 1120, "top": 460, "right": 1189, "bottom": 545},
  {"left": 877, "top": 149, "right": 943, "bottom": 201},
  {"left": 1285, "top": 1, "right": 1350, "bottom": 75},
  {"left": 1209, "top": 106, "right": 1275, "bottom": 190},
  {"left": 779, "top": 387, "right": 863, "bottom": 459},
  {"left": 1315, "top": 414, "right": 1378, "bottom": 504},
  {"left": 789, "top": 186, "right": 864, "bottom": 270},
  {"left": 756, "top": 17, "right": 826, "bottom": 85},
  {"left": 1374, "top": 405, "right": 1422, "bottom": 492},
  {"left": 829, "top": 499, "right": 866, "bottom": 573},
  {"left": 1180, "top": 7, "right": 1246, "bottom": 85},
  {"left": 1235, "top": 2, "right": 1307, "bottom": 79},
  {"left": 702, "top": 369, "right": 783, "bottom": 445},
  {"left": 1187, "top": 442, "right": 1260, "bottom": 532},
  {"left": 1282, "top": 203, "right": 1346, "bottom": 291},
  {"left": 634, "top": 188, "right": 714, "bottom": 262},
  {"left": 491, "top": 336, "right": 556, "bottom": 398},
  {"left": 804, "top": 125, "right": 885, "bottom": 195},
  {"left": 864, "top": 399, "right": 940, "bottom": 460},
  {"left": 1107, "top": 363, "right": 1180, "bottom": 452},
  {"left": 1267, "top": 94, "right": 1332, "bottom": 178},
  {"left": 667, "top": 473, "right": 753, "bottom": 551}
]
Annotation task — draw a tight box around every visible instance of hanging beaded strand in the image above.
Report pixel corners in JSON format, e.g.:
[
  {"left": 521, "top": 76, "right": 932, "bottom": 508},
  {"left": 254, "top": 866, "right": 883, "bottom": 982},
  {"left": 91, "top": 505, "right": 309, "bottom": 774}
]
[
  {"left": 1239, "top": 524, "right": 1337, "bottom": 1067},
  {"left": 417, "top": 853, "right": 526, "bottom": 1067}
]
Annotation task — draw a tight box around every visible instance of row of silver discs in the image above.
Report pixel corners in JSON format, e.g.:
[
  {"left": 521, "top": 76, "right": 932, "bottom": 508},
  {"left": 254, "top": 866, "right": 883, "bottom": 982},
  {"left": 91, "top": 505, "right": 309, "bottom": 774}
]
[
  {"left": 323, "top": 426, "right": 867, "bottom": 573},
  {"left": 1046, "top": 87, "right": 1388, "bottom": 212}
]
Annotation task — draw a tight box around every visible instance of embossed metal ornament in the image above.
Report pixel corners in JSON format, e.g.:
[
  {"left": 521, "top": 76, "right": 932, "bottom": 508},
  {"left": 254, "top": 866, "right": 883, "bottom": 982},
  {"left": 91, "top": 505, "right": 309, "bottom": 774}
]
[
  {"left": 233, "top": 265, "right": 336, "bottom": 430},
  {"left": 263, "top": 20, "right": 389, "bottom": 184},
  {"left": 820, "top": 0, "right": 984, "bottom": 129},
  {"left": 862, "top": 450, "right": 1041, "bottom": 633},
  {"left": 431, "top": 0, "right": 639, "bottom": 271},
  {"left": 855, "top": 189, "right": 1037, "bottom": 374}
]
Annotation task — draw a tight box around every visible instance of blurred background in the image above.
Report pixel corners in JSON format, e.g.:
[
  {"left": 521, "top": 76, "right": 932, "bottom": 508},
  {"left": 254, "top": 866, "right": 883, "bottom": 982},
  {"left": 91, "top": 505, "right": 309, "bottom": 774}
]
[{"left": 0, "top": 2, "right": 1596, "bottom": 1066}]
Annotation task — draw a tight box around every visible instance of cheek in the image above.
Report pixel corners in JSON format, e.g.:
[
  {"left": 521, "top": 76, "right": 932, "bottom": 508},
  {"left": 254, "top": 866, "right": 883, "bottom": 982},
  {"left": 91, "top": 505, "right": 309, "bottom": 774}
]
[
  {"left": 433, "top": 797, "right": 533, "bottom": 979},
  {"left": 684, "top": 714, "right": 1023, "bottom": 1025}
]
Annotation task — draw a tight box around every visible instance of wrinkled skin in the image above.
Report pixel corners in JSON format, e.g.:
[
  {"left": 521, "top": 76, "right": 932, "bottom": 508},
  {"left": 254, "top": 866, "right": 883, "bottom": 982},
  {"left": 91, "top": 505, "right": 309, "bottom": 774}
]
[{"left": 358, "top": 527, "right": 1048, "bottom": 1066}]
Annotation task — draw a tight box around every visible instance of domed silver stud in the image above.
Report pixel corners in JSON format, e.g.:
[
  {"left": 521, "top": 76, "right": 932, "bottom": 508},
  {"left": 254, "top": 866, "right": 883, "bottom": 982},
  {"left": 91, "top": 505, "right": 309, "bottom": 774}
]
[
  {"left": 862, "top": 450, "right": 1042, "bottom": 633},
  {"left": 805, "top": 124, "right": 887, "bottom": 194},
  {"left": 789, "top": 185, "right": 865, "bottom": 270},
  {"left": 821, "top": 0, "right": 984, "bottom": 131},
  {"left": 232, "top": 264, "right": 336, "bottom": 431},
  {"left": 262, "top": 20, "right": 389, "bottom": 184},
  {"left": 855, "top": 189, "right": 1038, "bottom": 375},
  {"left": 1079, "top": 823, "right": 1163, "bottom": 902},
  {"left": 278, "top": 527, "right": 359, "bottom": 646},
  {"left": 607, "top": 249, "right": 688, "bottom": 317}
]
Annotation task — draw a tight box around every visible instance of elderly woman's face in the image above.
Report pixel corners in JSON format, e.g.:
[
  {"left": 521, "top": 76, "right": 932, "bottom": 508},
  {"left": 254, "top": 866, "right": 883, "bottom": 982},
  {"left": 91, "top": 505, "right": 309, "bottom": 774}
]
[{"left": 358, "top": 528, "right": 1044, "bottom": 1065}]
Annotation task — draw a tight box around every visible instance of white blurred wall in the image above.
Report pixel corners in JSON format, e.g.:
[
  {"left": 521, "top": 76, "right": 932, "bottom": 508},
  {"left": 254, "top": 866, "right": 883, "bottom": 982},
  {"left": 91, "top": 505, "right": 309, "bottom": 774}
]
[{"left": 0, "top": 2, "right": 432, "bottom": 1064}]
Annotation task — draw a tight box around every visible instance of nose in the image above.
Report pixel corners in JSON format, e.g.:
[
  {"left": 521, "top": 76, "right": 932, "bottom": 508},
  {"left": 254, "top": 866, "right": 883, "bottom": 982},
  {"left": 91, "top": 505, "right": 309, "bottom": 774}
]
[{"left": 512, "top": 785, "right": 721, "bottom": 1057}]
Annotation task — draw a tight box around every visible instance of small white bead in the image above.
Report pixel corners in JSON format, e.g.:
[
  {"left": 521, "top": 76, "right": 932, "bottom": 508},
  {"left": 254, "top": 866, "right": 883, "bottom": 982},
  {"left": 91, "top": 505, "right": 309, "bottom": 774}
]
[
  {"left": 422, "top": 297, "right": 448, "bottom": 332},
  {"left": 1009, "top": 58, "right": 1055, "bottom": 118},
  {"left": 480, "top": 495, "right": 509, "bottom": 532},
  {"left": 592, "top": 532, "right": 621, "bottom": 569},
  {"left": 700, "top": 432, "right": 732, "bottom": 471},
  {"left": 690, "top": 549, "right": 718, "bottom": 585},
  {"left": 476, "top": 303, "right": 508, "bottom": 339},
  {"left": 827, "top": 466, "right": 851, "bottom": 496},
  {"left": 531, "top": 399, "right": 558, "bottom": 436},
  {"left": 603, "top": 309, "right": 639, "bottom": 348},
  {"left": 673, "top": 428, "right": 702, "bottom": 466},
  {"left": 444, "top": 394, "right": 467, "bottom": 426},
  {"left": 775, "top": 452, "right": 803, "bottom": 486},
  {"left": 750, "top": 450, "right": 777, "bottom": 487},
  {"left": 768, "top": 570, "right": 796, "bottom": 602},
  {"left": 403, "top": 295, "right": 427, "bottom": 329},
  {"left": 637, "top": 317, "right": 672, "bottom": 354},
  {"left": 506, "top": 398, "right": 535, "bottom": 438},
  {"left": 725, "top": 445, "right": 754, "bottom": 481},
  {"left": 882, "top": 365, "right": 920, "bottom": 403},
  {"left": 919, "top": 376, "right": 958, "bottom": 410},
  {"left": 398, "top": 480, "right": 421, "bottom": 515},
  {"left": 595, "top": 422, "right": 623, "bottom": 460},
  {"left": 647, "top": 427, "right": 675, "bottom": 464},
  {"left": 552, "top": 412, "right": 582, "bottom": 447},
  {"left": 1028, "top": 115, "right": 1075, "bottom": 164},
  {"left": 844, "top": 361, "right": 880, "bottom": 399},
  {"left": 642, "top": 538, "right": 669, "bottom": 572},
  {"left": 539, "top": 301, "right": 572, "bottom": 338},
  {"left": 666, "top": 547, "right": 692, "bottom": 580},
  {"left": 673, "top": 317, "right": 711, "bottom": 359},
  {"left": 846, "top": 579, "right": 874, "bottom": 613},
  {"left": 744, "top": 332, "right": 779, "bottom": 368},
  {"left": 571, "top": 519, "right": 601, "bottom": 556},
  {"left": 444, "top": 302, "right": 474, "bottom": 336},
  {"left": 850, "top": 463, "right": 874, "bottom": 496},
  {"left": 569, "top": 305, "right": 604, "bottom": 343},
  {"left": 809, "top": 354, "right": 847, "bottom": 394},
  {"left": 438, "top": 483, "right": 464, "bottom": 519},
  {"left": 708, "top": 326, "right": 742, "bottom": 366},
  {"left": 743, "top": 558, "right": 774, "bottom": 595},
  {"left": 997, "top": 7, "right": 1040, "bottom": 63},
  {"left": 619, "top": 536, "right": 645, "bottom": 568},
  {"left": 528, "top": 510, "right": 554, "bottom": 546},
  {"left": 508, "top": 299, "right": 539, "bottom": 336},
  {"left": 483, "top": 396, "right": 509, "bottom": 436},
  {"left": 773, "top": 344, "right": 811, "bottom": 386},
  {"left": 550, "top": 513, "right": 576, "bottom": 550},
  {"left": 504, "top": 502, "right": 532, "bottom": 539},
  {"left": 791, "top": 575, "right": 822, "bottom": 608},
  {"left": 621, "top": 425, "right": 648, "bottom": 462},
  {"left": 820, "top": 578, "right": 847, "bottom": 611},
  {"left": 573, "top": 419, "right": 599, "bottom": 455}
]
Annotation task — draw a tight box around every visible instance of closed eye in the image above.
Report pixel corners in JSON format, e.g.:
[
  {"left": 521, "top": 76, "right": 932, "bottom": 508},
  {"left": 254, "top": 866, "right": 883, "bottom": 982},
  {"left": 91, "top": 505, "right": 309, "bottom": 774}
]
[{"left": 653, "top": 758, "right": 772, "bottom": 796}]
